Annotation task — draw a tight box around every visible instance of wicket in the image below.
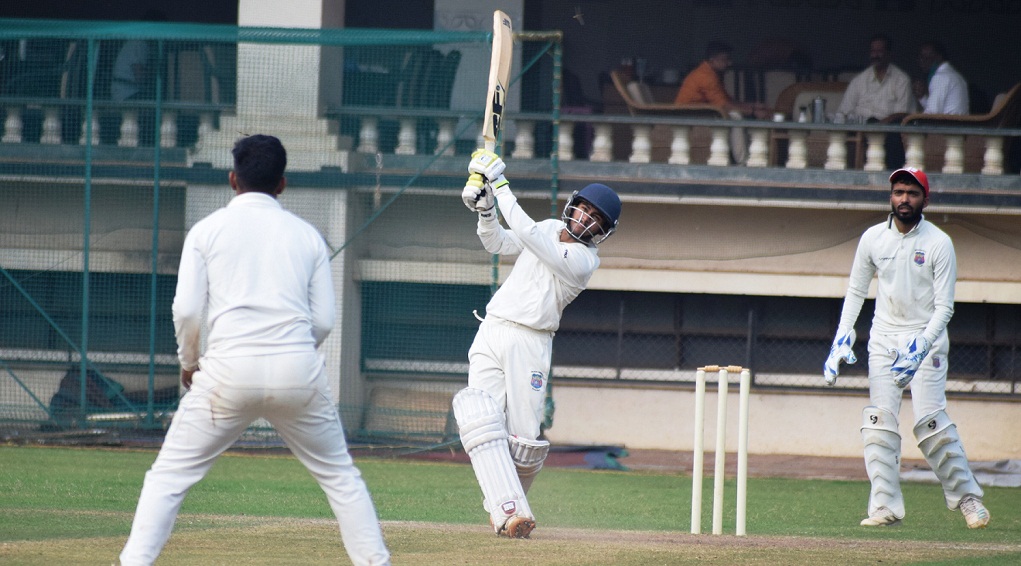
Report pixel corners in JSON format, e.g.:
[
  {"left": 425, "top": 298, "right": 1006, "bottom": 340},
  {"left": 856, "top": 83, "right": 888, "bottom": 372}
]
[{"left": 690, "top": 365, "right": 750, "bottom": 536}]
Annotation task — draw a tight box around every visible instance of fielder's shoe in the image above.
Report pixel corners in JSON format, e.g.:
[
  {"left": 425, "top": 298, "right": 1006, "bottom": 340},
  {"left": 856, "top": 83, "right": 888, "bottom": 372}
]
[
  {"left": 860, "top": 508, "right": 901, "bottom": 526},
  {"left": 960, "top": 495, "right": 990, "bottom": 529},
  {"left": 497, "top": 515, "right": 535, "bottom": 539}
]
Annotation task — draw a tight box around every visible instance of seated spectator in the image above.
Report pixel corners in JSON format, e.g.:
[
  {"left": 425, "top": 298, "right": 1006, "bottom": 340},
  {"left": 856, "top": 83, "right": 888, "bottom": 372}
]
[
  {"left": 675, "top": 41, "right": 769, "bottom": 119},
  {"left": 675, "top": 41, "right": 769, "bottom": 164},
  {"left": 837, "top": 33, "right": 917, "bottom": 168},
  {"left": 916, "top": 40, "right": 969, "bottom": 115}
]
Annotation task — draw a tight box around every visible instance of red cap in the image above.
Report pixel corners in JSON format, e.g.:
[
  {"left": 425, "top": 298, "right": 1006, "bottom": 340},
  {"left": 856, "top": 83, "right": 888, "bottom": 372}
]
[{"left": 889, "top": 167, "right": 929, "bottom": 197}]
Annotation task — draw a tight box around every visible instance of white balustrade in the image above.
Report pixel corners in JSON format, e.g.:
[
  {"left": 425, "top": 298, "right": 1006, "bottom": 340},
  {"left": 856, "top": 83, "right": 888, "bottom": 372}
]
[
  {"left": 556, "top": 123, "right": 573, "bottom": 161},
  {"left": 824, "top": 131, "right": 847, "bottom": 170},
  {"left": 118, "top": 110, "right": 139, "bottom": 147},
  {"left": 435, "top": 119, "right": 455, "bottom": 156},
  {"left": 942, "top": 135, "right": 964, "bottom": 174},
  {"left": 395, "top": 118, "right": 416, "bottom": 155},
  {"left": 160, "top": 111, "right": 177, "bottom": 148},
  {"left": 904, "top": 133, "right": 925, "bottom": 169}
]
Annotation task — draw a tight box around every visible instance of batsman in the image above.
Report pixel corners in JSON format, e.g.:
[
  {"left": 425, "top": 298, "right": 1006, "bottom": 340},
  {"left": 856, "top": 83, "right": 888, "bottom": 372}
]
[
  {"left": 824, "top": 167, "right": 989, "bottom": 529},
  {"left": 454, "top": 149, "right": 621, "bottom": 538}
]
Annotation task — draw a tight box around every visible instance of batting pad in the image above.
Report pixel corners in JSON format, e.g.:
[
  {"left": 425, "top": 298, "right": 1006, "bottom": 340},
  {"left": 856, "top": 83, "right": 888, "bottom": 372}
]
[
  {"left": 861, "top": 406, "right": 905, "bottom": 519},
  {"left": 509, "top": 435, "right": 550, "bottom": 494},
  {"left": 914, "top": 409, "right": 984, "bottom": 509},
  {"left": 452, "top": 388, "right": 534, "bottom": 530}
]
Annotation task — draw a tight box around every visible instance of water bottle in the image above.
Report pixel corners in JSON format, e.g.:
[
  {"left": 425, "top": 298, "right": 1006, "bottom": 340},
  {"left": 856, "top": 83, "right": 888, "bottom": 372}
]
[{"left": 813, "top": 96, "right": 826, "bottom": 123}]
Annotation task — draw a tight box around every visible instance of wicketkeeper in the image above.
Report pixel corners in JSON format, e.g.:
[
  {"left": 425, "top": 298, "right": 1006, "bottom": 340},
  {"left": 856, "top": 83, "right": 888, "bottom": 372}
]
[
  {"left": 455, "top": 149, "right": 621, "bottom": 538},
  {"left": 824, "top": 167, "right": 990, "bottom": 529}
]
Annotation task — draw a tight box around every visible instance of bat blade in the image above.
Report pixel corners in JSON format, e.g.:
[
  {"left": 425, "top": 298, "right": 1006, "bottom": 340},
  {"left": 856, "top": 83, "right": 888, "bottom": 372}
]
[{"left": 482, "top": 10, "right": 513, "bottom": 153}]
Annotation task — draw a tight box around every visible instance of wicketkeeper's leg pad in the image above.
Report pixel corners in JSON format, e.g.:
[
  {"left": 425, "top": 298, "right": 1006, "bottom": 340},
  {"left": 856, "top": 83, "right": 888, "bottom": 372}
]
[
  {"left": 914, "top": 409, "right": 984, "bottom": 510},
  {"left": 861, "top": 406, "right": 905, "bottom": 519},
  {"left": 452, "top": 387, "right": 533, "bottom": 533},
  {"left": 509, "top": 435, "right": 550, "bottom": 494}
]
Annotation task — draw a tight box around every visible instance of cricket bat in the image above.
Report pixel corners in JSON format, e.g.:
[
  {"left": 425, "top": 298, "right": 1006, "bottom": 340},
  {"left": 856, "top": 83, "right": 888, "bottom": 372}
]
[{"left": 482, "top": 10, "right": 513, "bottom": 153}]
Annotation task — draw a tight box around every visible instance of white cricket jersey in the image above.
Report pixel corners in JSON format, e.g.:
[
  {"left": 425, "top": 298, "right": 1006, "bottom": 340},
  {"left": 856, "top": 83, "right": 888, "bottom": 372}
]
[
  {"left": 173, "top": 192, "right": 335, "bottom": 370},
  {"left": 839, "top": 214, "right": 955, "bottom": 342},
  {"left": 477, "top": 190, "right": 600, "bottom": 332}
]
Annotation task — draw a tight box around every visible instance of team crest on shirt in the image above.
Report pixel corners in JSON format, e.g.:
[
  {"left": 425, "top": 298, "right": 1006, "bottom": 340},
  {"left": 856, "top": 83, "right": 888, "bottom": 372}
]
[
  {"left": 933, "top": 356, "right": 941, "bottom": 368},
  {"left": 530, "top": 371, "right": 545, "bottom": 390},
  {"left": 913, "top": 250, "right": 926, "bottom": 265}
]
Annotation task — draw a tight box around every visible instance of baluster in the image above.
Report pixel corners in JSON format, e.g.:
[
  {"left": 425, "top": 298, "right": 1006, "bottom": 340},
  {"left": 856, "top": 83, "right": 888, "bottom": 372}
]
[
  {"left": 707, "top": 127, "right": 730, "bottom": 166},
  {"left": 667, "top": 126, "right": 691, "bottom": 165},
  {"left": 40, "top": 107, "right": 61, "bottom": 144},
  {"left": 904, "top": 133, "right": 925, "bottom": 169},
  {"left": 630, "top": 125, "right": 652, "bottom": 163},
  {"left": 435, "top": 119, "right": 455, "bottom": 156},
  {"left": 2, "top": 106, "right": 23, "bottom": 143},
  {"left": 746, "top": 128, "right": 769, "bottom": 167},
  {"left": 824, "top": 131, "right": 847, "bottom": 170},
  {"left": 357, "top": 117, "right": 379, "bottom": 154},
  {"left": 80, "top": 110, "right": 100, "bottom": 146},
  {"left": 511, "top": 120, "right": 535, "bottom": 159},
  {"left": 863, "top": 132, "right": 886, "bottom": 172},
  {"left": 785, "top": 130, "right": 807, "bottom": 169},
  {"left": 118, "top": 110, "right": 139, "bottom": 147},
  {"left": 557, "top": 123, "right": 574, "bottom": 161},
  {"left": 160, "top": 111, "right": 177, "bottom": 148},
  {"left": 590, "top": 124, "right": 612, "bottom": 162},
  {"left": 981, "top": 136, "right": 1004, "bottom": 175},
  {"left": 395, "top": 118, "right": 416, "bottom": 155}
]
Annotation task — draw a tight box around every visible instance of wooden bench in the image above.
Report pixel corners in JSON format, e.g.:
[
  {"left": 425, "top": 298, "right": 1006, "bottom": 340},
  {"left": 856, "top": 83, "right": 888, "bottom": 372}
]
[{"left": 900, "top": 82, "right": 1021, "bottom": 173}]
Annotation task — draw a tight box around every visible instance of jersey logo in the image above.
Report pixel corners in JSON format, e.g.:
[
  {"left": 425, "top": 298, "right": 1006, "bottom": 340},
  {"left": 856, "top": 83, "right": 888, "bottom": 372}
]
[
  {"left": 500, "top": 500, "right": 517, "bottom": 515},
  {"left": 913, "top": 250, "right": 926, "bottom": 265},
  {"left": 563, "top": 249, "right": 569, "bottom": 259},
  {"left": 933, "top": 356, "right": 941, "bottom": 368},
  {"left": 530, "top": 371, "right": 545, "bottom": 390}
]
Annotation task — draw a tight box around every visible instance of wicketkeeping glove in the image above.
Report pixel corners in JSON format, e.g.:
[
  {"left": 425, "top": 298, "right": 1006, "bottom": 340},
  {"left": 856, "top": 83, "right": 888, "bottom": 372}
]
[
  {"left": 823, "top": 329, "right": 857, "bottom": 386},
  {"left": 889, "top": 335, "right": 931, "bottom": 388},
  {"left": 461, "top": 173, "right": 493, "bottom": 212},
  {"left": 468, "top": 148, "right": 506, "bottom": 181}
]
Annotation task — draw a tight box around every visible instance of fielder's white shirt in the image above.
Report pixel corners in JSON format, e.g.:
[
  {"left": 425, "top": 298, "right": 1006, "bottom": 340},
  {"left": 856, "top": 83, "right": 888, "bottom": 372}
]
[
  {"left": 476, "top": 189, "right": 600, "bottom": 332},
  {"left": 838, "top": 214, "right": 956, "bottom": 343},
  {"left": 173, "top": 192, "right": 335, "bottom": 370}
]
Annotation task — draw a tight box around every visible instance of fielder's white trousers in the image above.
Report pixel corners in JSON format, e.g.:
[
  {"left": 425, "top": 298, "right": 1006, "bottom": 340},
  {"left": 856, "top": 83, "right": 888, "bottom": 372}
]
[
  {"left": 467, "top": 317, "right": 552, "bottom": 441},
  {"left": 867, "top": 330, "right": 950, "bottom": 426},
  {"left": 119, "top": 352, "right": 390, "bottom": 566}
]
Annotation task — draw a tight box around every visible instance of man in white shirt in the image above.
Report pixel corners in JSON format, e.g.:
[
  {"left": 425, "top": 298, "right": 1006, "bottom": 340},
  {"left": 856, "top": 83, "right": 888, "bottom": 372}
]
[
  {"left": 455, "top": 149, "right": 621, "bottom": 539},
  {"left": 916, "top": 41, "right": 970, "bottom": 115},
  {"left": 838, "top": 34, "right": 917, "bottom": 168},
  {"left": 120, "top": 135, "right": 391, "bottom": 566},
  {"left": 823, "top": 167, "right": 989, "bottom": 530}
]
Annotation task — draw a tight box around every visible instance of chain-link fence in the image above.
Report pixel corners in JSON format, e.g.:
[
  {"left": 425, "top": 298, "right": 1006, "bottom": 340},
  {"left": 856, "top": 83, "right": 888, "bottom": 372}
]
[{"left": 1, "top": 19, "right": 1018, "bottom": 447}]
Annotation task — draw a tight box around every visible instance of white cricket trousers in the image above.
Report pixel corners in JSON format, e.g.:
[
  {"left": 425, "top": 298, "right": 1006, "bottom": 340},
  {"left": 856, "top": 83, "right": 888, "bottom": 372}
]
[
  {"left": 867, "top": 330, "right": 951, "bottom": 426},
  {"left": 467, "top": 317, "right": 553, "bottom": 441},
  {"left": 119, "top": 352, "right": 391, "bottom": 566}
]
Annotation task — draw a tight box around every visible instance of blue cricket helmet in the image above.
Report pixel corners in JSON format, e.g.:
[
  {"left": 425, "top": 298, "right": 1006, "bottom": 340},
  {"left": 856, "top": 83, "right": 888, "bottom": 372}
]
[{"left": 562, "top": 183, "right": 621, "bottom": 245}]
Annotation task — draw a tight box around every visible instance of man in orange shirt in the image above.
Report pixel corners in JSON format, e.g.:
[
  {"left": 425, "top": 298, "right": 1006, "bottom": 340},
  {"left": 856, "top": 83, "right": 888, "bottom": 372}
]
[
  {"left": 675, "top": 41, "right": 769, "bottom": 164},
  {"left": 675, "top": 41, "right": 769, "bottom": 118}
]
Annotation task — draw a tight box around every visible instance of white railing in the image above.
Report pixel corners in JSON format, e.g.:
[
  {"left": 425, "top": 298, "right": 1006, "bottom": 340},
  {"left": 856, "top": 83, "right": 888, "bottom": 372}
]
[{"left": 5, "top": 102, "right": 1021, "bottom": 176}]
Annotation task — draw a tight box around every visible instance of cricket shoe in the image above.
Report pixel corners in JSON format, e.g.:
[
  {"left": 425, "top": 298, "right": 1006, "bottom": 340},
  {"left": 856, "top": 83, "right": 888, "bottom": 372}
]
[
  {"left": 497, "top": 515, "right": 535, "bottom": 539},
  {"left": 860, "top": 508, "right": 901, "bottom": 526},
  {"left": 960, "top": 495, "right": 990, "bottom": 529}
]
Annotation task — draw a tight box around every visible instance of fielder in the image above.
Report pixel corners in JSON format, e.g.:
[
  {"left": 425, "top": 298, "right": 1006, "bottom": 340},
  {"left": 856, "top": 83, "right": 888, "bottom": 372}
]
[
  {"left": 824, "top": 167, "right": 989, "bottom": 529},
  {"left": 456, "top": 149, "right": 621, "bottom": 538},
  {"left": 120, "top": 135, "right": 391, "bottom": 565}
]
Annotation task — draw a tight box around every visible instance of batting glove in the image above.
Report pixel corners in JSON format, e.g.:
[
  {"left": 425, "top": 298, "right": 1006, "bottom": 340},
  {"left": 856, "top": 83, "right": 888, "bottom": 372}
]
[
  {"left": 823, "top": 329, "right": 857, "bottom": 386},
  {"left": 468, "top": 148, "right": 506, "bottom": 181},
  {"left": 889, "top": 335, "right": 931, "bottom": 388},
  {"left": 462, "top": 173, "right": 492, "bottom": 212}
]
